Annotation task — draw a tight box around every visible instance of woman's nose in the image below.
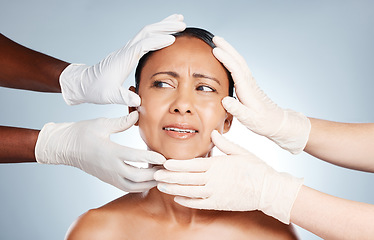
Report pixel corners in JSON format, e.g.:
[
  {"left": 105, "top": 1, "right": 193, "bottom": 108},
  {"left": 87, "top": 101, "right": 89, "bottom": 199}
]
[{"left": 169, "top": 90, "right": 194, "bottom": 115}]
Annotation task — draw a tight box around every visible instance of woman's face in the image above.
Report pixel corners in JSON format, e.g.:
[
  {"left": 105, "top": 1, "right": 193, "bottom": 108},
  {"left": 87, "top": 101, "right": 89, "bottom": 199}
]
[{"left": 134, "top": 36, "right": 232, "bottom": 160}]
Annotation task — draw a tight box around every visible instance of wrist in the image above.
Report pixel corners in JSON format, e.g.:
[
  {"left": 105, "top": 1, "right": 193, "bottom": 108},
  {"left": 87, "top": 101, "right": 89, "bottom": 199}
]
[
  {"left": 270, "top": 110, "right": 311, "bottom": 154},
  {"left": 0, "top": 126, "right": 39, "bottom": 163},
  {"left": 259, "top": 170, "right": 304, "bottom": 224},
  {"left": 35, "top": 122, "right": 74, "bottom": 165}
]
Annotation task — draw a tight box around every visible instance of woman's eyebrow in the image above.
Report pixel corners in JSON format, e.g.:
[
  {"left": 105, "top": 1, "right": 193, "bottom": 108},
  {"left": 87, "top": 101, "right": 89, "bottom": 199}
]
[
  {"left": 151, "top": 71, "right": 179, "bottom": 78},
  {"left": 151, "top": 71, "right": 221, "bottom": 85},
  {"left": 193, "top": 73, "right": 221, "bottom": 85}
]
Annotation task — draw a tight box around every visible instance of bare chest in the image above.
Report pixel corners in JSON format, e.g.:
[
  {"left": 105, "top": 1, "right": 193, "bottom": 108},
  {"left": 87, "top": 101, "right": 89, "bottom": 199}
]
[{"left": 120, "top": 220, "right": 296, "bottom": 240}]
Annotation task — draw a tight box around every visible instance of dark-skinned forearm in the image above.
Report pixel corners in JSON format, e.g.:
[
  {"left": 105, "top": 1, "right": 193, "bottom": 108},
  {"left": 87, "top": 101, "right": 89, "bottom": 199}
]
[
  {"left": 0, "top": 33, "right": 69, "bottom": 92},
  {"left": 0, "top": 126, "right": 39, "bottom": 163}
]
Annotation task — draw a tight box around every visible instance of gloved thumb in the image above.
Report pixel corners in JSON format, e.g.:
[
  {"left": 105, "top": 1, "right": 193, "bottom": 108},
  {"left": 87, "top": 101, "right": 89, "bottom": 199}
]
[
  {"left": 222, "top": 96, "right": 254, "bottom": 124},
  {"left": 211, "top": 130, "right": 248, "bottom": 155},
  {"left": 107, "top": 111, "right": 139, "bottom": 134},
  {"left": 112, "top": 87, "right": 141, "bottom": 106}
]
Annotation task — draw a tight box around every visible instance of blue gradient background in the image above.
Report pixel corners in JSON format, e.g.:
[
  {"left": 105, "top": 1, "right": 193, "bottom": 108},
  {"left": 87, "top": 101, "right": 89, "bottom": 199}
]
[{"left": 1, "top": 0, "right": 373, "bottom": 239}]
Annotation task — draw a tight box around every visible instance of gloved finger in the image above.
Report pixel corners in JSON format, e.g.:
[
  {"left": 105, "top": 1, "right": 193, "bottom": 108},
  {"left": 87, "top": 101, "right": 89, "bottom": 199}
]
[
  {"left": 211, "top": 130, "right": 248, "bottom": 155},
  {"left": 163, "top": 158, "right": 211, "bottom": 172},
  {"left": 213, "top": 38, "right": 260, "bottom": 107},
  {"left": 157, "top": 182, "right": 211, "bottom": 198},
  {"left": 213, "top": 47, "right": 249, "bottom": 85},
  {"left": 115, "top": 146, "right": 166, "bottom": 164},
  {"left": 120, "top": 35, "right": 176, "bottom": 75},
  {"left": 117, "top": 161, "right": 158, "bottom": 183},
  {"left": 221, "top": 96, "right": 257, "bottom": 126},
  {"left": 115, "top": 176, "right": 157, "bottom": 192},
  {"left": 142, "top": 15, "right": 186, "bottom": 35},
  {"left": 128, "top": 14, "right": 185, "bottom": 47},
  {"left": 135, "top": 35, "right": 176, "bottom": 57},
  {"left": 154, "top": 170, "right": 207, "bottom": 185},
  {"left": 174, "top": 196, "right": 213, "bottom": 210},
  {"left": 108, "top": 87, "right": 140, "bottom": 106},
  {"left": 213, "top": 36, "right": 248, "bottom": 69},
  {"left": 106, "top": 111, "right": 139, "bottom": 133}
]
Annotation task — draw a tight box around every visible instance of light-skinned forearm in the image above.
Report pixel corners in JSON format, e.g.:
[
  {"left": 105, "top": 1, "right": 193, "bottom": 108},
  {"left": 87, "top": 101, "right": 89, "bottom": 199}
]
[
  {"left": 0, "top": 126, "right": 39, "bottom": 163},
  {"left": 291, "top": 185, "right": 374, "bottom": 240},
  {"left": 304, "top": 118, "right": 374, "bottom": 172},
  {"left": 0, "top": 33, "right": 69, "bottom": 92}
]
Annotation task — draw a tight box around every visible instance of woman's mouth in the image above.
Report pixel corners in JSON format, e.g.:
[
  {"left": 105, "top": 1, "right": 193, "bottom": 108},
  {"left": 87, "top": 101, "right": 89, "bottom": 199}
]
[{"left": 162, "top": 125, "right": 199, "bottom": 139}]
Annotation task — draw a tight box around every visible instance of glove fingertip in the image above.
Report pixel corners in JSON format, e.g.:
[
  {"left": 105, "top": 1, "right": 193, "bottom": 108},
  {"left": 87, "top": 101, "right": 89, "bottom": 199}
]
[
  {"left": 157, "top": 182, "right": 169, "bottom": 194},
  {"left": 213, "top": 36, "right": 224, "bottom": 46},
  {"left": 126, "top": 90, "right": 141, "bottom": 107},
  {"left": 222, "top": 97, "right": 245, "bottom": 118},
  {"left": 222, "top": 96, "right": 237, "bottom": 108},
  {"left": 210, "top": 129, "right": 221, "bottom": 139},
  {"left": 211, "top": 129, "right": 224, "bottom": 139},
  {"left": 163, "top": 13, "right": 184, "bottom": 22},
  {"left": 142, "top": 35, "right": 176, "bottom": 53},
  {"left": 212, "top": 47, "right": 225, "bottom": 60},
  {"left": 174, "top": 196, "right": 186, "bottom": 206},
  {"left": 176, "top": 14, "right": 184, "bottom": 21},
  {"left": 148, "top": 152, "right": 166, "bottom": 164},
  {"left": 164, "top": 35, "right": 177, "bottom": 45},
  {"left": 127, "top": 111, "right": 139, "bottom": 124},
  {"left": 108, "top": 112, "right": 137, "bottom": 133},
  {"left": 153, "top": 169, "right": 167, "bottom": 181},
  {"left": 163, "top": 159, "right": 180, "bottom": 170},
  {"left": 179, "top": 21, "right": 187, "bottom": 31}
]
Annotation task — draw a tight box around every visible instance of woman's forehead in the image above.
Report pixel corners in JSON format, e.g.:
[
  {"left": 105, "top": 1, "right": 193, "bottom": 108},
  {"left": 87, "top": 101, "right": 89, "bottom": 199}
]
[{"left": 141, "top": 37, "right": 229, "bottom": 82}]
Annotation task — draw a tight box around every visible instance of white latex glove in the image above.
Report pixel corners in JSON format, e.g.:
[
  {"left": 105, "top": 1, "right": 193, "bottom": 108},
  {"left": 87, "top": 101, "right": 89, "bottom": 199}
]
[
  {"left": 154, "top": 130, "right": 303, "bottom": 224},
  {"left": 60, "top": 14, "right": 186, "bottom": 106},
  {"left": 35, "top": 111, "right": 166, "bottom": 192},
  {"left": 213, "top": 36, "right": 311, "bottom": 154}
]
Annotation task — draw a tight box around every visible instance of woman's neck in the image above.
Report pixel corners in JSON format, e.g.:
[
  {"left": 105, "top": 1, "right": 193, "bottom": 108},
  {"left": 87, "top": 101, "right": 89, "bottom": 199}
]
[
  {"left": 144, "top": 187, "right": 201, "bottom": 225},
  {"left": 145, "top": 149, "right": 214, "bottom": 225}
]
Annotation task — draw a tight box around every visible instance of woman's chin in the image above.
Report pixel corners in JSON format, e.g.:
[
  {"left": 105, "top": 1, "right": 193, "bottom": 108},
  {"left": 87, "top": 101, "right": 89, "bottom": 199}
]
[{"left": 161, "top": 149, "right": 209, "bottom": 160}]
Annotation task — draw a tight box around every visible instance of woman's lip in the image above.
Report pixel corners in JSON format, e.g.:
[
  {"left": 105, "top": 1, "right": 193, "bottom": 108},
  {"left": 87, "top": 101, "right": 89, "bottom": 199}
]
[
  {"left": 162, "top": 127, "right": 198, "bottom": 133},
  {"left": 162, "top": 124, "right": 198, "bottom": 132},
  {"left": 162, "top": 124, "right": 199, "bottom": 140}
]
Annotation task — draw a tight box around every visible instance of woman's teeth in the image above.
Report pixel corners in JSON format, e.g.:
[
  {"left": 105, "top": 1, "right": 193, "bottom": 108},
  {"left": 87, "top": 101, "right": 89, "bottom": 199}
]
[{"left": 163, "top": 127, "right": 198, "bottom": 133}]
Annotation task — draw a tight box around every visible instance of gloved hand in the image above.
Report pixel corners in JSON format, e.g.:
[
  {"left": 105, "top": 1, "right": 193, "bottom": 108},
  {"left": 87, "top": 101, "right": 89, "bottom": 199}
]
[
  {"left": 154, "top": 130, "right": 303, "bottom": 224},
  {"left": 60, "top": 14, "right": 186, "bottom": 106},
  {"left": 35, "top": 111, "right": 165, "bottom": 192},
  {"left": 213, "top": 36, "right": 311, "bottom": 154}
]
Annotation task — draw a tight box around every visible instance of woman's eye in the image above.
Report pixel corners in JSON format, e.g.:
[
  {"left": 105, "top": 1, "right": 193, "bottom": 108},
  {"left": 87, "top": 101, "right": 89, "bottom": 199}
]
[
  {"left": 196, "top": 85, "right": 215, "bottom": 92},
  {"left": 152, "top": 81, "right": 173, "bottom": 88}
]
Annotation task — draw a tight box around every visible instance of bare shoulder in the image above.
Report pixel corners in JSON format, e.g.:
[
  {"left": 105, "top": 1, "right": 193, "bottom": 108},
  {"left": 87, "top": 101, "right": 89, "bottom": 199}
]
[
  {"left": 65, "top": 193, "right": 144, "bottom": 240},
  {"left": 65, "top": 208, "right": 113, "bottom": 240},
  {"left": 239, "top": 211, "right": 299, "bottom": 240},
  {"left": 213, "top": 210, "right": 300, "bottom": 240}
]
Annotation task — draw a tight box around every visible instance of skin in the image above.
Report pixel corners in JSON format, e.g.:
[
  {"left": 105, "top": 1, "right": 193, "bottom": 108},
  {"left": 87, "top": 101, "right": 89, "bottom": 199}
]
[
  {"left": 288, "top": 118, "right": 374, "bottom": 239},
  {"left": 0, "top": 33, "right": 68, "bottom": 92},
  {"left": 0, "top": 34, "right": 69, "bottom": 163},
  {"left": 136, "top": 36, "right": 232, "bottom": 160},
  {"left": 65, "top": 36, "right": 299, "bottom": 240},
  {"left": 0, "top": 126, "right": 39, "bottom": 163},
  {"left": 305, "top": 118, "right": 374, "bottom": 172},
  {"left": 291, "top": 185, "right": 374, "bottom": 240}
]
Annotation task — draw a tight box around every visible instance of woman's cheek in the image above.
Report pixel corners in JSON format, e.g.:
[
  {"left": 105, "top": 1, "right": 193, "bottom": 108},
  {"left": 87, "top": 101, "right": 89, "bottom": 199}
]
[{"left": 200, "top": 100, "right": 226, "bottom": 132}]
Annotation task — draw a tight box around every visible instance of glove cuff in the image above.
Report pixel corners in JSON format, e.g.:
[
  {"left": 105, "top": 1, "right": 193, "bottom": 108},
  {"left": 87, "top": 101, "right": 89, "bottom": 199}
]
[
  {"left": 35, "top": 122, "right": 56, "bottom": 164},
  {"left": 259, "top": 170, "right": 304, "bottom": 224},
  {"left": 270, "top": 110, "right": 311, "bottom": 154},
  {"left": 59, "top": 63, "right": 89, "bottom": 105},
  {"left": 35, "top": 122, "right": 74, "bottom": 165}
]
